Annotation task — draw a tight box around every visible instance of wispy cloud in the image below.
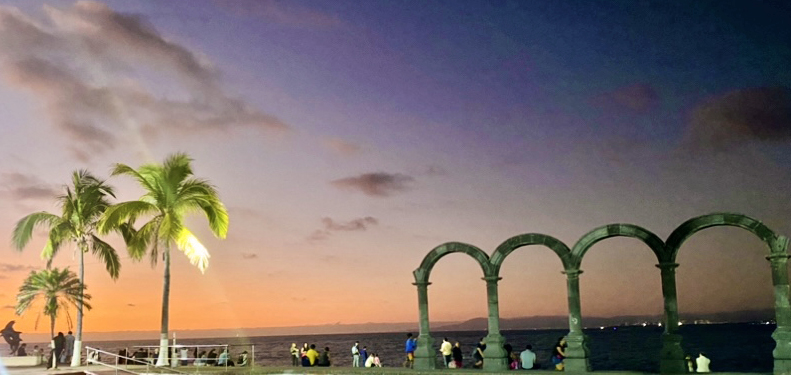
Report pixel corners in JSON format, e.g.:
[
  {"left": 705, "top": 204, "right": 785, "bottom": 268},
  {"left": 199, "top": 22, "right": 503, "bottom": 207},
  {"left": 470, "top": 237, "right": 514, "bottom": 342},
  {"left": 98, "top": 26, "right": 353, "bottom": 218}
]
[
  {"left": 214, "top": 0, "right": 344, "bottom": 28},
  {"left": 2, "top": 305, "right": 14, "bottom": 309},
  {"left": 686, "top": 86, "right": 791, "bottom": 150},
  {"left": 324, "top": 138, "right": 363, "bottom": 156},
  {"left": 322, "top": 216, "right": 378, "bottom": 231},
  {"left": 0, "top": 173, "right": 59, "bottom": 200},
  {"left": 307, "top": 229, "right": 330, "bottom": 241},
  {"left": 331, "top": 172, "right": 414, "bottom": 197},
  {"left": 127, "top": 303, "right": 135, "bottom": 307},
  {"left": 0, "top": 2, "right": 288, "bottom": 160},
  {"left": 0, "top": 263, "right": 37, "bottom": 273},
  {"left": 241, "top": 252, "right": 258, "bottom": 259},
  {"left": 307, "top": 216, "right": 378, "bottom": 241}
]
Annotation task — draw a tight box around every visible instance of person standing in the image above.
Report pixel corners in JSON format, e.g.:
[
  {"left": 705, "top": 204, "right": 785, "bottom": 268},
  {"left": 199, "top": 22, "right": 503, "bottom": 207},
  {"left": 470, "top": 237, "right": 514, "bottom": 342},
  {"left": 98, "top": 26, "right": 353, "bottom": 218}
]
[
  {"left": 520, "top": 344, "right": 538, "bottom": 369},
  {"left": 65, "top": 331, "right": 74, "bottom": 364},
  {"left": 290, "top": 343, "right": 299, "bottom": 366},
  {"left": 452, "top": 342, "right": 463, "bottom": 369},
  {"left": 352, "top": 341, "right": 360, "bottom": 367},
  {"left": 473, "top": 337, "right": 486, "bottom": 368},
  {"left": 403, "top": 333, "right": 417, "bottom": 368},
  {"left": 52, "top": 332, "right": 65, "bottom": 369},
  {"left": 360, "top": 346, "right": 368, "bottom": 367},
  {"left": 440, "top": 338, "right": 453, "bottom": 367},
  {"left": 696, "top": 352, "right": 711, "bottom": 373}
]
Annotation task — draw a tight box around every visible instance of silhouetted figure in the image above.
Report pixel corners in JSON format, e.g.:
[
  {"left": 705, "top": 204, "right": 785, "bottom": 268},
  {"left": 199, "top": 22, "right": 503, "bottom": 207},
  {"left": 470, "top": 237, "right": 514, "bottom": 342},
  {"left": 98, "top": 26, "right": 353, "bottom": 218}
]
[
  {"left": 16, "top": 343, "right": 27, "bottom": 356},
  {"left": 53, "top": 332, "right": 65, "bottom": 368},
  {"left": 317, "top": 346, "right": 331, "bottom": 367},
  {"left": 207, "top": 349, "right": 217, "bottom": 366},
  {"left": 1, "top": 321, "right": 22, "bottom": 355}
]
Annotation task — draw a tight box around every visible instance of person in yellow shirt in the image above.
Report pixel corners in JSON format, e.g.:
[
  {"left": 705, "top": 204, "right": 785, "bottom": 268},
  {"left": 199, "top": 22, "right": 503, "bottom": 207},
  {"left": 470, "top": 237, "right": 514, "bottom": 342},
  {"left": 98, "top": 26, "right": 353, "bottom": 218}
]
[{"left": 305, "top": 344, "right": 320, "bottom": 366}]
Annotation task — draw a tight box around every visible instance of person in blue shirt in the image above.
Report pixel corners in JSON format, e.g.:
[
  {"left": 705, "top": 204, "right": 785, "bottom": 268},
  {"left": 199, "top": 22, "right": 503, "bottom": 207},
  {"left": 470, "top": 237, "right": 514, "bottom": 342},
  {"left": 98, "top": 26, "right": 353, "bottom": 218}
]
[{"left": 403, "top": 333, "right": 417, "bottom": 368}]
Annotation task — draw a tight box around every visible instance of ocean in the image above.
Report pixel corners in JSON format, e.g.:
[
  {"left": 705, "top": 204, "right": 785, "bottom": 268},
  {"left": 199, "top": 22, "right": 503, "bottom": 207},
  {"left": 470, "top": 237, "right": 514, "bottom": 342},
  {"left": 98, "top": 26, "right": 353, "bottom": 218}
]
[{"left": 52, "top": 323, "right": 775, "bottom": 373}]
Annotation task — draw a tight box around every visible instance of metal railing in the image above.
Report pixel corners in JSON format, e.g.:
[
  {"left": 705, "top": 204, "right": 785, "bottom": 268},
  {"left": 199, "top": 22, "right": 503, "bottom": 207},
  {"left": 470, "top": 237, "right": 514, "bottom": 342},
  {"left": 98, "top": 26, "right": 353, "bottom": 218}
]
[
  {"left": 86, "top": 344, "right": 254, "bottom": 374},
  {"left": 85, "top": 346, "right": 190, "bottom": 375}
]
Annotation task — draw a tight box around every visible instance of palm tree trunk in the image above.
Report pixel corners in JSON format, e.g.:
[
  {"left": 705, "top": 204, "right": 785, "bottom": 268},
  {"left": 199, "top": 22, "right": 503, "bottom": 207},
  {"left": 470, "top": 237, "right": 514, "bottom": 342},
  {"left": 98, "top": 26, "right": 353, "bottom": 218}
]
[
  {"left": 156, "top": 245, "right": 171, "bottom": 367},
  {"left": 71, "top": 245, "right": 85, "bottom": 367},
  {"left": 50, "top": 315, "right": 56, "bottom": 369}
]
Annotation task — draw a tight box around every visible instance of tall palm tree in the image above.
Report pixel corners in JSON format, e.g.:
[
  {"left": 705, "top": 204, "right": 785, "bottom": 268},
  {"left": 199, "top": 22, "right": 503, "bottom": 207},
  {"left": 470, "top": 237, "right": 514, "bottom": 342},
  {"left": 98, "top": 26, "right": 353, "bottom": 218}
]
[
  {"left": 12, "top": 170, "right": 119, "bottom": 367},
  {"left": 15, "top": 267, "right": 91, "bottom": 369},
  {"left": 99, "top": 153, "right": 228, "bottom": 366}
]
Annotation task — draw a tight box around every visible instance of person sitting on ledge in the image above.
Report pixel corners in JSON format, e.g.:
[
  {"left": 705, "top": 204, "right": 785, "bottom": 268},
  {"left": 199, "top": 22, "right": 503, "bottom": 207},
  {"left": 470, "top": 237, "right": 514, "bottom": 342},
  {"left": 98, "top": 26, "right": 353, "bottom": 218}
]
[
  {"left": 305, "top": 344, "right": 320, "bottom": 367},
  {"left": 317, "top": 347, "right": 331, "bottom": 367},
  {"left": 696, "top": 352, "right": 711, "bottom": 373},
  {"left": 16, "top": 343, "right": 27, "bottom": 356},
  {"left": 237, "top": 350, "right": 249, "bottom": 366},
  {"left": 217, "top": 348, "right": 234, "bottom": 366},
  {"left": 520, "top": 344, "right": 539, "bottom": 369}
]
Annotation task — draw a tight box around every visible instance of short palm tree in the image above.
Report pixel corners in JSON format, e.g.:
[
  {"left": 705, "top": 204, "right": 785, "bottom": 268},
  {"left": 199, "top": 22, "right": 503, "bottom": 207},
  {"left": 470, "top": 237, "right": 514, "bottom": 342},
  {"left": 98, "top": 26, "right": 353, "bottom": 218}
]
[
  {"left": 12, "top": 170, "right": 119, "bottom": 366},
  {"left": 15, "top": 267, "right": 91, "bottom": 369},
  {"left": 99, "top": 153, "right": 228, "bottom": 366}
]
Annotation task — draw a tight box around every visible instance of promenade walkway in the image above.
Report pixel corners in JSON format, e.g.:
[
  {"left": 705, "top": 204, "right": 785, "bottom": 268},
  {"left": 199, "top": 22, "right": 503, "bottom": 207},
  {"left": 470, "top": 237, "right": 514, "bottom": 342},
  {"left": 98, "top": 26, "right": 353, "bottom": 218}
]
[{"left": 1, "top": 365, "right": 773, "bottom": 375}]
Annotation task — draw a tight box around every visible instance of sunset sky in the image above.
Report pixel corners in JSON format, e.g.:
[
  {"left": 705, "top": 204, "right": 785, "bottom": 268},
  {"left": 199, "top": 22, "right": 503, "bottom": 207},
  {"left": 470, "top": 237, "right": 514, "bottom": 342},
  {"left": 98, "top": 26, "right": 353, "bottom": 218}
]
[{"left": 1, "top": 0, "right": 790, "bottom": 339}]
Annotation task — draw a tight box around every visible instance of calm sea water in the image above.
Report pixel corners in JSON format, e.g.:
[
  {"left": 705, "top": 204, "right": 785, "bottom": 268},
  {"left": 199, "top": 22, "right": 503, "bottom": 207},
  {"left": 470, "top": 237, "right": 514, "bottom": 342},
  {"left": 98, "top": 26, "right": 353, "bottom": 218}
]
[{"left": 68, "top": 323, "right": 774, "bottom": 373}]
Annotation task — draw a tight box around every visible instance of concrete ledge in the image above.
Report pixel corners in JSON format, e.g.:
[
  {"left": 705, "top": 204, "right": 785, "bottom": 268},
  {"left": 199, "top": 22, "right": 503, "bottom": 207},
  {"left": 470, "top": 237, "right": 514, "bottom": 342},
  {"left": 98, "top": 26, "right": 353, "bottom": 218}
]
[{"left": 0, "top": 355, "right": 43, "bottom": 367}]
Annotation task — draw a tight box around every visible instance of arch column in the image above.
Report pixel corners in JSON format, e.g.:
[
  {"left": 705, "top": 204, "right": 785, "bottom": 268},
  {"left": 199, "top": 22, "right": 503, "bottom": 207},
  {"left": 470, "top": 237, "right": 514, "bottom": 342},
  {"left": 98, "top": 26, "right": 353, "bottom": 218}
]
[
  {"left": 413, "top": 281, "right": 436, "bottom": 370},
  {"left": 482, "top": 276, "right": 508, "bottom": 371},
  {"left": 656, "top": 262, "right": 685, "bottom": 373},
  {"left": 564, "top": 269, "right": 590, "bottom": 372},
  {"left": 768, "top": 236, "right": 791, "bottom": 374}
]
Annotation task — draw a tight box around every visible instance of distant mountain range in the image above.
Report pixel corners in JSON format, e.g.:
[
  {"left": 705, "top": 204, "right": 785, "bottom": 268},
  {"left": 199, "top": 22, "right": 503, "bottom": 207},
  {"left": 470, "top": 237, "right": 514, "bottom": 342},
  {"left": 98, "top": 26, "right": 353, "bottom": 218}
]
[
  {"left": 17, "top": 309, "right": 775, "bottom": 343},
  {"left": 434, "top": 309, "right": 776, "bottom": 331}
]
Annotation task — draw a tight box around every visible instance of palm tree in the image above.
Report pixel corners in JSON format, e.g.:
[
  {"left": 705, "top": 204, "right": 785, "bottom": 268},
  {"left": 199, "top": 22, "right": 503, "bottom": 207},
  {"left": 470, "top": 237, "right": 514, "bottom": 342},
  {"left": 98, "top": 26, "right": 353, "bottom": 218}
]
[
  {"left": 99, "top": 153, "right": 228, "bottom": 366},
  {"left": 12, "top": 170, "right": 119, "bottom": 367},
  {"left": 15, "top": 267, "right": 91, "bottom": 369}
]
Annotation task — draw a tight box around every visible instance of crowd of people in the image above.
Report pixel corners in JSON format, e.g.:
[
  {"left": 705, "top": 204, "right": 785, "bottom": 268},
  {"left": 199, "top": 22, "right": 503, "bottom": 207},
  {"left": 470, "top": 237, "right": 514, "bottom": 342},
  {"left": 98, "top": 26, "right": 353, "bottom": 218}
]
[
  {"left": 288, "top": 341, "right": 383, "bottom": 368},
  {"left": 113, "top": 346, "right": 249, "bottom": 367}
]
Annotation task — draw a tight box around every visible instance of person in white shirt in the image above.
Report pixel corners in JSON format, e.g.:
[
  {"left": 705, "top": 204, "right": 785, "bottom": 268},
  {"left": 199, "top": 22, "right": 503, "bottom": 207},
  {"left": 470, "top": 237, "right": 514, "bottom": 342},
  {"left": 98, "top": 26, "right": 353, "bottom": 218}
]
[
  {"left": 696, "top": 352, "right": 711, "bottom": 373},
  {"left": 520, "top": 344, "right": 538, "bottom": 369},
  {"left": 351, "top": 342, "right": 360, "bottom": 367},
  {"left": 439, "top": 338, "right": 453, "bottom": 367}
]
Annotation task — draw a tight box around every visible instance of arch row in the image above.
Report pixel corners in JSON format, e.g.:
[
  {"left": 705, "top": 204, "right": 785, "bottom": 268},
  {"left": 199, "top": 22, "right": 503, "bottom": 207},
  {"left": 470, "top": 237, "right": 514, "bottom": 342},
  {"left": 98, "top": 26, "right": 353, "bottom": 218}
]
[{"left": 412, "top": 212, "right": 790, "bottom": 374}]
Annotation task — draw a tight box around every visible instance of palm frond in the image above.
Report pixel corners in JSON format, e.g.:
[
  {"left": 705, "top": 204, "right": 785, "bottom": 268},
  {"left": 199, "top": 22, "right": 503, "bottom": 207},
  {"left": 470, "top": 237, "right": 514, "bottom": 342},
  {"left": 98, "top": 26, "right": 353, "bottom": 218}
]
[
  {"left": 175, "top": 227, "right": 210, "bottom": 273},
  {"left": 99, "top": 201, "right": 158, "bottom": 234},
  {"left": 90, "top": 235, "right": 121, "bottom": 279},
  {"left": 12, "top": 212, "right": 62, "bottom": 250}
]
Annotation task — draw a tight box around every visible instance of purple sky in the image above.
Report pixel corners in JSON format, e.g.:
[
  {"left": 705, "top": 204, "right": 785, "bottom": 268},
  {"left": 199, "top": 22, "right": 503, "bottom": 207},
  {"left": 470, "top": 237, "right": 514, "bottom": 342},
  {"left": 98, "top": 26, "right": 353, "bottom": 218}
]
[{"left": 0, "top": 0, "right": 790, "bottom": 335}]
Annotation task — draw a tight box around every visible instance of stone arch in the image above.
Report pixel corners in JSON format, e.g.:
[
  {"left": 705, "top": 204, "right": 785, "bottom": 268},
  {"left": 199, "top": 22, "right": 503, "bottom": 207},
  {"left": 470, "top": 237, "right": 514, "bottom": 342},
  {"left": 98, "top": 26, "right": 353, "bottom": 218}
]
[
  {"left": 665, "top": 212, "right": 781, "bottom": 262},
  {"left": 413, "top": 241, "right": 492, "bottom": 284},
  {"left": 571, "top": 223, "right": 667, "bottom": 268},
  {"left": 489, "top": 233, "right": 572, "bottom": 276}
]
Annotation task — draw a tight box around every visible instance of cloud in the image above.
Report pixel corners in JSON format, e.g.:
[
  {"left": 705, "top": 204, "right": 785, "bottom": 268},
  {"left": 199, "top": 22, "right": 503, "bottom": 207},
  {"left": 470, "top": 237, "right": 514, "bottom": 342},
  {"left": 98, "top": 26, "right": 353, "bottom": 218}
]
[
  {"left": 322, "top": 216, "right": 378, "bottom": 231},
  {"left": 307, "top": 229, "right": 330, "bottom": 241},
  {"left": 0, "top": 173, "right": 59, "bottom": 200},
  {"left": 307, "top": 216, "right": 378, "bottom": 241},
  {"left": 2, "top": 305, "right": 14, "bottom": 309},
  {"left": 127, "top": 303, "right": 135, "bottom": 307},
  {"left": 214, "top": 0, "right": 343, "bottom": 28},
  {"left": 592, "top": 83, "right": 660, "bottom": 113},
  {"left": 324, "top": 138, "right": 362, "bottom": 156},
  {"left": 0, "top": 263, "right": 37, "bottom": 273},
  {"left": 241, "top": 252, "right": 258, "bottom": 259},
  {"left": 0, "top": 2, "right": 288, "bottom": 160},
  {"left": 686, "top": 87, "right": 791, "bottom": 150},
  {"left": 330, "top": 172, "right": 414, "bottom": 197}
]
